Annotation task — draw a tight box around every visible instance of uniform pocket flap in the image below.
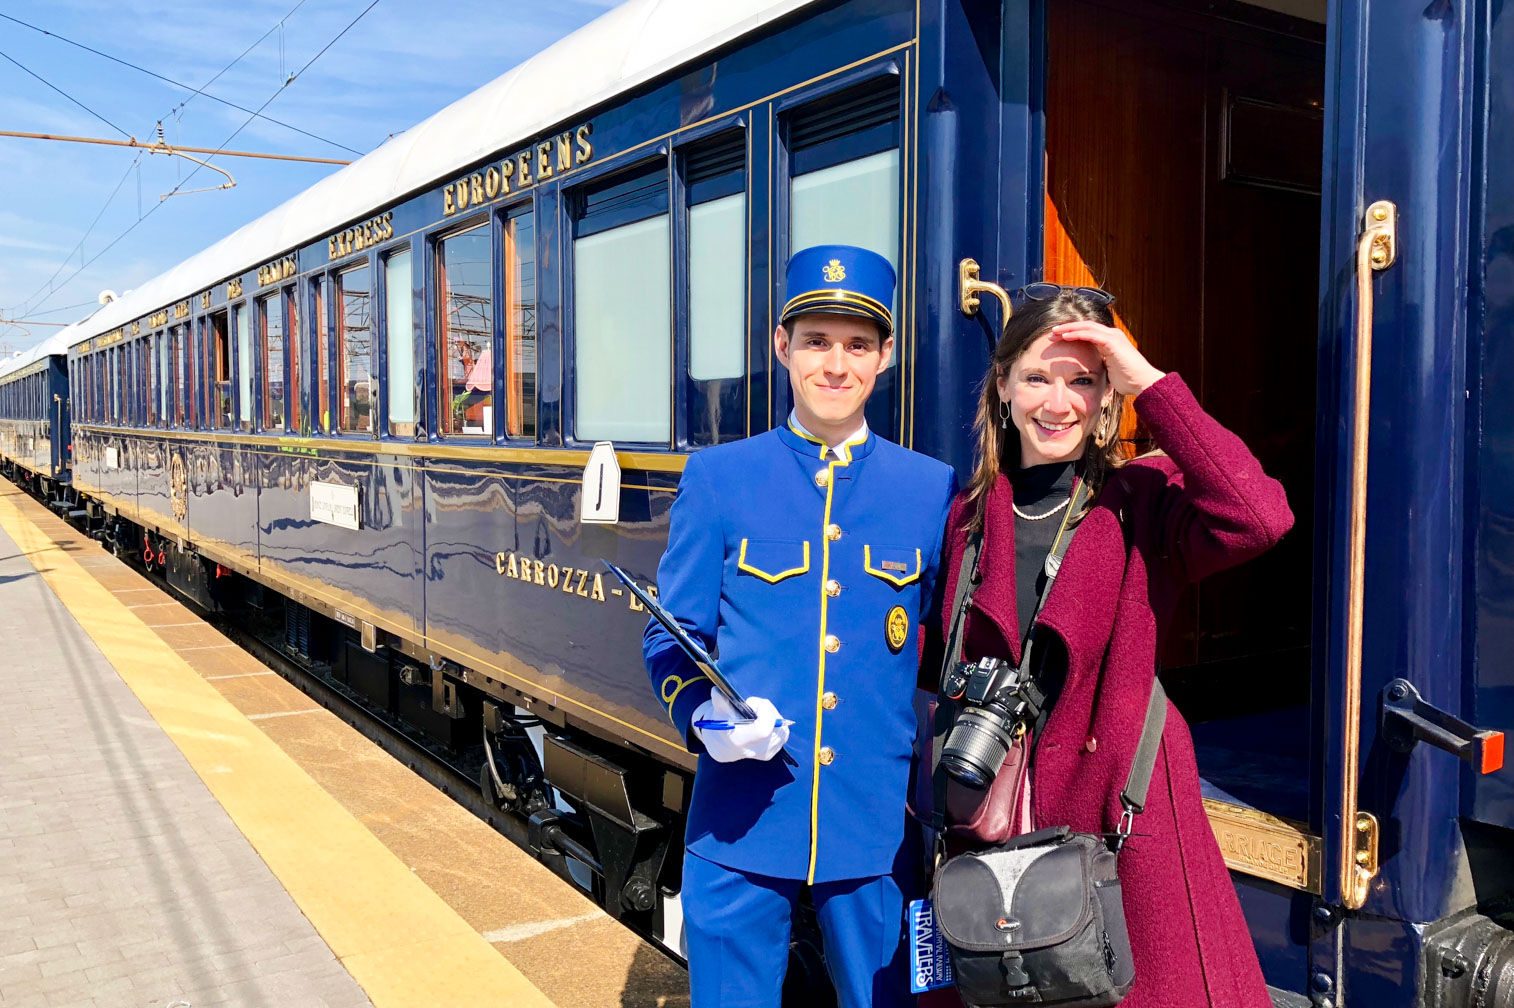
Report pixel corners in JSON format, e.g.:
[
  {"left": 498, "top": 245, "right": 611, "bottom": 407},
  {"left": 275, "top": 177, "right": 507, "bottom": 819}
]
[
  {"left": 737, "top": 538, "right": 811, "bottom": 583},
  {"left": 864, "top": 544, "right": 922, "bottom": 586}
]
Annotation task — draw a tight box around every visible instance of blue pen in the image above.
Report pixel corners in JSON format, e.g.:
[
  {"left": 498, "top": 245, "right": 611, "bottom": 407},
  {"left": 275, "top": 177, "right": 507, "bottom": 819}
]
[{"left": 694, "top": 718, "right": 795, "bottom": 731}]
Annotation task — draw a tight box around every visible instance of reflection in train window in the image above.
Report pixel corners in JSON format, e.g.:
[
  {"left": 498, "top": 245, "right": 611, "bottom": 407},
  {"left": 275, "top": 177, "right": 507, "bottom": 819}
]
[
  {"left": 260, "top": 294, "right": 284, "bottom": 430},
  {"left": 338, "top": 263, "right": 373, "bottom": 434},
  {"left": 438, "top": 224, "right": 493, "bottom": 436},
  {"left": 286, "top": 287, "right": 302, "bottom": 432},
  {"left": 683, "top": 130, "right": 746, "bottom": 446},
  {"left": 314, "top": 278, "right": 332, "bottom": 434},
  {"left": 234, "top": 305, "right": 252, "bottom": 431},
  {"left": 502, "top": 208, "right": 536, "bottom": 439},
  {"left": 384, "top": 249, "right": 415, "bottom": 438},
  {"left": 210, "top": 312, "right": 231, "bottom": 429},
  {"left": 574, "top": 163, "right": 670, "bottom": 443},
  {"left": 173, "top": 326, "right": 188, "bottom": 427},
  {"left": 157, "top": 332, "right": 169, "bottom": 428}
]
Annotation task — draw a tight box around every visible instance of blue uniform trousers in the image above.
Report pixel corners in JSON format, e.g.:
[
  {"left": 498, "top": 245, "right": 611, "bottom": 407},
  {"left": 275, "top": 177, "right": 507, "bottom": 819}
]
[{"left": 683, "top": 850, "right": 910, "bottom": 1008}]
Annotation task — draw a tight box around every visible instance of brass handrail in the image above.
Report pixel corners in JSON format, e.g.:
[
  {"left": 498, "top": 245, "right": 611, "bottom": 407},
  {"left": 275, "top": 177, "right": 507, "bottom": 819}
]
[
  {"left": 1340, "top": 199, "right": 1397, "bottom": 909},
  {"left": 958, "top": 258, "right": 1013, "bottom": 334}
]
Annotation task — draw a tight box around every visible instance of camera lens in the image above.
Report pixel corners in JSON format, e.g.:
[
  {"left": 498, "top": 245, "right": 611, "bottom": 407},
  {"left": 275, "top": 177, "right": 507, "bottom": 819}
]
[{"left": 939, "top": 705, "right": 1018, "bottom": 789}]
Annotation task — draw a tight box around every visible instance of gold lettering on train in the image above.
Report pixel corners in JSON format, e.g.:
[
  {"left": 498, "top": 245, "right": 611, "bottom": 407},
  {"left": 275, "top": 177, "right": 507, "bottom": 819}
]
[
  {"left": 227, "top": 277, "right": 243, "bottom": 298},
  {"left": 494, "top": 551, "right": 642, "bottom": 609},
  {"left": 257, "top": 255, "right": 298, "bottom": 288},
  {"left": 440, "top": 123, "right": 594, "bottom": 217},
  {"left": 148, "top": 310, "right": 169, "bottom": 328},
  {"left": 326, "top": 212, "right": 395, "bottom": 261},
  {"left": 173, "top": 300, "right": 190, "bottom": 320},
  {"left": 200, "top": 292, "right": 211, "bottom": 310}
]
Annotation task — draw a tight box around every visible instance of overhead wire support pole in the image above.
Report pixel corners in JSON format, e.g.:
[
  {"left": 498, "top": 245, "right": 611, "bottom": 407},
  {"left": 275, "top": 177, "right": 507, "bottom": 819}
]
[{"left": 0, "top": 129, "right": 353, "bottom": 165}]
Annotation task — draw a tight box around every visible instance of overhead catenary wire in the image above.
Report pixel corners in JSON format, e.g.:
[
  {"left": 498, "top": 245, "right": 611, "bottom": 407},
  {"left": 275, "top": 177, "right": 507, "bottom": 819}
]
[
  {"left": 11, "top": 0, "right": 385, "bottom": 320},
  {"left": 0, "top": 48, "right": 131, "bottom": 139},
  {"left": 0, "top": 6, "right": 359, "bottom": 156}
]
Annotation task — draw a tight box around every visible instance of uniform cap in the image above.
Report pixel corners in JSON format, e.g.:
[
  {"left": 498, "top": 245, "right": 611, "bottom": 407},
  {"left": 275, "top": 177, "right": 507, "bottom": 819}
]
[{"left": 780, "top": 244, "right": 895, "bottom": 334}]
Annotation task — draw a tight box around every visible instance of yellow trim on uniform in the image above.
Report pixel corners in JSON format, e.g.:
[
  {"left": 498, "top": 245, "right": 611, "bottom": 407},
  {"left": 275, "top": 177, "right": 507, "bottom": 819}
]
[
  {"left": 863, "top": 545, "right": 923, "bottom": 587},
  {"left": 737, "top": 538, "right": 812, "bottom": 583},
  {"left": 809, "top": 450, "right": 849, "bottom": 885},
  {"left": 663, "top": 674, "right": 711, "bottom": 725}
]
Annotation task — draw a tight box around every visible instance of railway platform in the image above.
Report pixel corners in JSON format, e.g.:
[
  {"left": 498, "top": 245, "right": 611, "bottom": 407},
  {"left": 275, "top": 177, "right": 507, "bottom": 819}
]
[{"left": 0, "top": 481, "right": 687, "bottom": 1008}]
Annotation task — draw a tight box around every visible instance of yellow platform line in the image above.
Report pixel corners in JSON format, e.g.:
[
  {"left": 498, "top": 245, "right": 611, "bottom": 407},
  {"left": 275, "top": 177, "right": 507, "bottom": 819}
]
[{"left": 0, "top": 487, "right": 556, "bottom": 1008}]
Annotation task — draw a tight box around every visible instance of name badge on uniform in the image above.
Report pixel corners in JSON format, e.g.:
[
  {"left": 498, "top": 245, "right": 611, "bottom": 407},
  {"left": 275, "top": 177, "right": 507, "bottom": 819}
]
[
  {"left": 881, "top": 560, "right": 909, "bottom": 572},
  {"left": 908, "top": 898, "right": 954, "bottom": 993}
]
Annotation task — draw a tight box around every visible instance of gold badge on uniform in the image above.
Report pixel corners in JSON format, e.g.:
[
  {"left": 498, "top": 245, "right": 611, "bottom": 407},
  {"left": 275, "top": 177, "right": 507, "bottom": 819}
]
[{"left": 885, "top": 605, "right": 909, "bottom": 653}]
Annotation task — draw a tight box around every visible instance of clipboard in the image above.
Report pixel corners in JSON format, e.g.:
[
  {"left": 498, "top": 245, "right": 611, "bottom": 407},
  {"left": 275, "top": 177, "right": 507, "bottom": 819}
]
[{"left": 607, "top": 562, "right": 798, "bottom": 767}]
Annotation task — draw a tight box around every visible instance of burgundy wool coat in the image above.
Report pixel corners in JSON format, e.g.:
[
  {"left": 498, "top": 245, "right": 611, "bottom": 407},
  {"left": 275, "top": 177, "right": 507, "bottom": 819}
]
[{"left": 931, "top": 373, "right": 1293, "bottom": 1008}]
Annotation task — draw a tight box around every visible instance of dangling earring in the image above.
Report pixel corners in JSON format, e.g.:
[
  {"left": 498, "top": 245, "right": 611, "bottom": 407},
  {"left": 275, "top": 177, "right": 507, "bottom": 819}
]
[
  {"left": 998, "top": 401, "right": 1011, "bottom": 429},
  {"left": 1093, "top": 412, "right": 1113, "bottom": 448}
]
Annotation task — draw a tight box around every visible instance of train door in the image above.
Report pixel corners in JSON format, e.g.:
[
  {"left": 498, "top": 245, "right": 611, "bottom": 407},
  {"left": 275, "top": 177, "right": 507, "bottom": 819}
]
[{"left": 1035, "top": 1, "right": 1326, "bottom": 988}]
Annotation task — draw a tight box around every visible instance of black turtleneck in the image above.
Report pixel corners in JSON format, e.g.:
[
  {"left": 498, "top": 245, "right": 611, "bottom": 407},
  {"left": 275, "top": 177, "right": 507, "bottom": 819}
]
[{"left": 1010, "top": 460, "right": 1077, "bottom": 644}]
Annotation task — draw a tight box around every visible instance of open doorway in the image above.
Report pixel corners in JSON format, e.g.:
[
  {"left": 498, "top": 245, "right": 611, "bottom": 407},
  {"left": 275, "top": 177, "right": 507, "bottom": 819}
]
[{"left": 1044, "top": 0, "right": 1326, "bottom": 822}]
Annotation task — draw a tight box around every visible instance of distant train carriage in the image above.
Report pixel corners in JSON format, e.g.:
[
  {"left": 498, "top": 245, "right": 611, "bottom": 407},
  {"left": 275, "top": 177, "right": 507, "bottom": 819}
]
[
  {"left": 0, "top": 330, "right": 72, "bottom": 487},
  {"left": 2, "top": 0, "right": 1507, "bottom": 1005}
]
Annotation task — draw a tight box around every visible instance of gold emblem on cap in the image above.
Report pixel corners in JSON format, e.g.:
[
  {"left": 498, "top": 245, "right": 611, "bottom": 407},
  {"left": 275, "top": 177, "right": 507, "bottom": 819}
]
[
  {"left": 822, "top": 258, "right": 846, "bottom": 283},
  {"left": 886, "top": 605, "right": 909, "bottom": 653}
]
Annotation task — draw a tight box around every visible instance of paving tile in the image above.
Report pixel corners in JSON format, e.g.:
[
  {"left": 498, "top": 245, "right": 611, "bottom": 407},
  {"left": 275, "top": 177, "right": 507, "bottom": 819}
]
[{"left": 0, "top": 520, "right": 373, "bottom": 1008}]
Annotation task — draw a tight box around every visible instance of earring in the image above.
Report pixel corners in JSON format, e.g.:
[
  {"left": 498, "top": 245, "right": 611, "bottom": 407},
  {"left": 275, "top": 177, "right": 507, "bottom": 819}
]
[
  {"left": 1093, "top": 413, "right": 1114, "bottom": 448},
  {"left": 998, "top": 401, "right": 1011, "bottom": 429}
]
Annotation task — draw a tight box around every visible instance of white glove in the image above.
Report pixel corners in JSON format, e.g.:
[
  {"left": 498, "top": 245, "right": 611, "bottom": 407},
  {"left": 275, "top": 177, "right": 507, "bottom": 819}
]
[{"left": 692, "top": 693, "right": 791, "bottom": 763}]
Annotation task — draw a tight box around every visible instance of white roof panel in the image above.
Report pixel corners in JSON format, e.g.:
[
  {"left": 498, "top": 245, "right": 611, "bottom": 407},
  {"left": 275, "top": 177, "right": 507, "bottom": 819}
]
[{"left": 72, "top": 0, "right": 819, "bottom": 347}]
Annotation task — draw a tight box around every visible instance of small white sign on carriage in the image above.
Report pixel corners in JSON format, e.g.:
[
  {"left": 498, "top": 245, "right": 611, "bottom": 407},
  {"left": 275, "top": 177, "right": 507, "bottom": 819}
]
[{"left": 310, "top": 481, "right": 360, "bottom": 530}]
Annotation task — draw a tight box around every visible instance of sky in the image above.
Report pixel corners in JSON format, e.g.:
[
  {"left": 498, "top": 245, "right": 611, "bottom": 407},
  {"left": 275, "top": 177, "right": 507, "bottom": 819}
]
[{"left": 0, "top": 0, "right": 617, "bottom": 354}]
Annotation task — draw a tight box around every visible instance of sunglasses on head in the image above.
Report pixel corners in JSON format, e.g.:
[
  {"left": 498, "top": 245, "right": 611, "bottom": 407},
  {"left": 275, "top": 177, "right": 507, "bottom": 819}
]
[{"left": 1017, "top": 282, "right": 1116, "bottom": 307}]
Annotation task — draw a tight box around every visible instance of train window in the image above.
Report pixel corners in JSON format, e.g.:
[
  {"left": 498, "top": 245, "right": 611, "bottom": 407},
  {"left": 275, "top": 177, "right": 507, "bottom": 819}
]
[
  {"left": 313, "top": 279, "right": 330, "bottom": 433},
  {"left": 174, "top": 326, "right": 189, "bottom": 427},
  {"left": 233, "top": 305, "right": 252, "bottom": 431},
  {"left": 287, "top": 287, "right": 302, "bottom": 432},
  {"left": 146, "top": 336, "right": 156, "bottom": 427},
  {"left": 210, "top": 312, "right": 231, "bottom": 429},
  {"left": 787, "top": 78, "right": 901, "bottom": 367},
  {"left": 260, "top": 293, "right": 284, "bottom": 430},
  {"left": 112, "top": 347, "right": 122, "bottom": 424},
  {"left": 157, "top": 332, "right": 170, "bottom": 428},
  {"left": 682, "top": 131, "right": 747, "bottom": 446},
  {"left": 502, "top": 207, "right": 536, "bottom": 439},
  {"left": 338, "top": 264, "right": 374, "bottom": 434},
  {"left": 573, "top": 163, "right": 671, "bottom": 443},
  {"left": 383, "top": 249, "right": 415, "bottom": 438},
  {"left": 437, "top": 223, "right": 493, "bottom": 436}
]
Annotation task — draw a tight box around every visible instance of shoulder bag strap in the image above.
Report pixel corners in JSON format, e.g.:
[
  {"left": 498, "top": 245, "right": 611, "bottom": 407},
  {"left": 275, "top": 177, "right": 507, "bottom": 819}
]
[{"left": 1113, "top": 678, "right": 1169, "bottom": 849}]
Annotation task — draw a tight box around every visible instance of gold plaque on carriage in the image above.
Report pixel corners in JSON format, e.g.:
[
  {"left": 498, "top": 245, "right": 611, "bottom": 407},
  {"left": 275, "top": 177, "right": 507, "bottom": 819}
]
[{"left": 1203, "top": 798, "right": 1322, "bottom": 894}]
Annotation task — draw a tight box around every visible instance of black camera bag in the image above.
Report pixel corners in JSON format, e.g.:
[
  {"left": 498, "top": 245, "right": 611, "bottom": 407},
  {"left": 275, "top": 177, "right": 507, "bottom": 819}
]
[
  {"left": 928, "top": 502, "right": 1167, "bottom": 1006},
  {"left": 929, "top": 682, "right": 1166, "bottom": 1007}
]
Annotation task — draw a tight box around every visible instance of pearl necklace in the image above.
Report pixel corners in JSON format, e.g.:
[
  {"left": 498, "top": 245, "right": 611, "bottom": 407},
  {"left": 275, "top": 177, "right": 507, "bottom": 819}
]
[{"left": 1012, "top": 496, "right": 1071, "bottom": 521}]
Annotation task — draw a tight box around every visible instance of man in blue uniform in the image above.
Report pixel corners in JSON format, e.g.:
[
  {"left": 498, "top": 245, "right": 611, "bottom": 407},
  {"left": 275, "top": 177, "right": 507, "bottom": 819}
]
[{"left": 643, "top": 245, "right": 956, "bottom": 1008}]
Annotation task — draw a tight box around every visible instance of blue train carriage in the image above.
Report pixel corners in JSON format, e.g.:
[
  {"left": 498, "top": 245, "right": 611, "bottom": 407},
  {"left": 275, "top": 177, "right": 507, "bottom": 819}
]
[
  {"left": 0, "top": 328, "right": 74, "bottom": 495},
  {"left": 46, "top": 0, "right": 1514, "bottom": 1004}
]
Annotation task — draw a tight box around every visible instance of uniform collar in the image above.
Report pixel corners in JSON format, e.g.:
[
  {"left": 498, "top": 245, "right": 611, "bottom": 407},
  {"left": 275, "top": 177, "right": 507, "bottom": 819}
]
[{"left": 779, "top": 412, "right": 874, "bottom": 463}]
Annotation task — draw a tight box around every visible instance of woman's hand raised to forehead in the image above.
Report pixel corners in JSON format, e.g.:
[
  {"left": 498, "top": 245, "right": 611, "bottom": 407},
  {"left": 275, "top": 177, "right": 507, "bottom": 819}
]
[{"left": 1048, "top": 320, "right": 1166, "bottom": 397}]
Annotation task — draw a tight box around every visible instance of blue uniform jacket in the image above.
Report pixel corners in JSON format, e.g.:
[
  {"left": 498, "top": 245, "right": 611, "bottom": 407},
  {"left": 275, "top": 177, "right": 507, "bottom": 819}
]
[{"left": 644, "top": 423, "right": 955, "bottom": 884}]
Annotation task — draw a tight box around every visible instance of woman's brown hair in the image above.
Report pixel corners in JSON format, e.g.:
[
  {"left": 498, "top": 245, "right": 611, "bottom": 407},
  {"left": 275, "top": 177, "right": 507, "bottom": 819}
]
[{"left": 962, "top": 290, "right": 1126, "bottom": 532}]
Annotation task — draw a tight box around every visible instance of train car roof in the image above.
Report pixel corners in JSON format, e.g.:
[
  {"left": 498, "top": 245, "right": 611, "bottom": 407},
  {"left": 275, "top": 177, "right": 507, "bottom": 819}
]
[
  {"left": 67, "top": 0, "right": 819, "bottom": 350},
  {"left": 0, "top": 326, "right": 81, "bottom": 381}
]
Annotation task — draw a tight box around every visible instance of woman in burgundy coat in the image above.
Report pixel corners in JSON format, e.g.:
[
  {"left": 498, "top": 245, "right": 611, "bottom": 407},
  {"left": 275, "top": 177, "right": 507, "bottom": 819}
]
[{"left": 928, "top": 286, "right": 1292, "bottom": 1008}]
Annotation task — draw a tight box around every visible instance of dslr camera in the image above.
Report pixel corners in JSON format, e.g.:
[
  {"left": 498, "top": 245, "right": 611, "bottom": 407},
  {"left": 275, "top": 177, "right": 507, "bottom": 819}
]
[{"left": 938, "top": 656, "right": 1041, "bottom": 789}]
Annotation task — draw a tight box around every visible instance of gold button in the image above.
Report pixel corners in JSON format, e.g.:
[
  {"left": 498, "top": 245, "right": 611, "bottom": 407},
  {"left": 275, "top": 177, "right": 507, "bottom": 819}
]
[
  {"left": 826, "top": 524, "right": 842, "bottom": 541},
  {"left": 825, "top": 579, "right": 841, "bottom": 597},
  {"left": 818, "top": 746, "right": 835, "bottom": 765},
  {"left": 821, "top": 692, "right": 838, "bottom": 710},
  {"left": 823, "top": 634, "right": 840, "bottom": 653},
  {"left": 814, "top": 470, "right": 830, "bottom": 488}
]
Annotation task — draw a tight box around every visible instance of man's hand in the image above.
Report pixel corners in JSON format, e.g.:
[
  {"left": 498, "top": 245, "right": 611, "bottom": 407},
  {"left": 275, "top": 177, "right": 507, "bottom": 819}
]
[{"left": 693, "top": 693, "right": 792, "bottom": 763}]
